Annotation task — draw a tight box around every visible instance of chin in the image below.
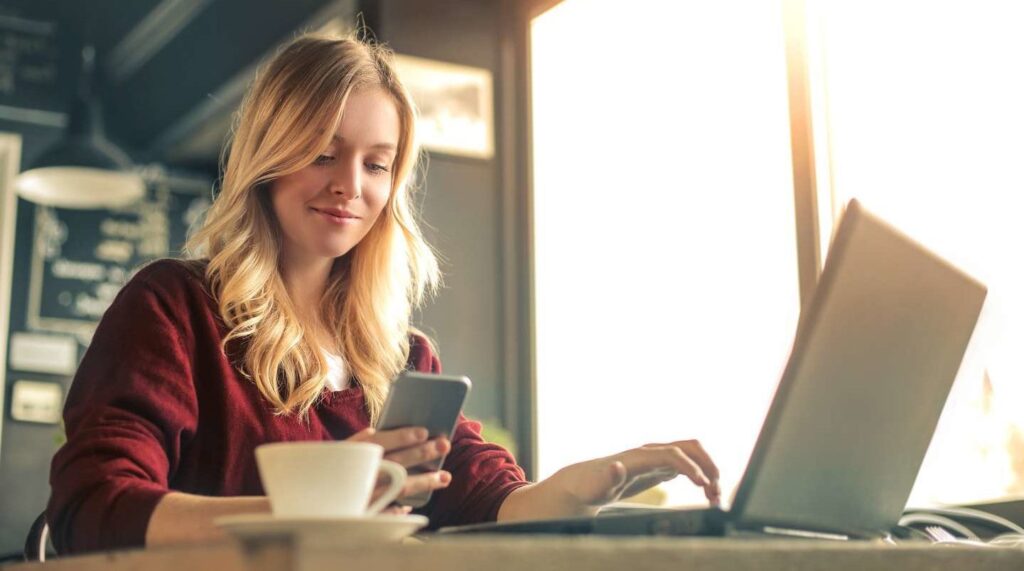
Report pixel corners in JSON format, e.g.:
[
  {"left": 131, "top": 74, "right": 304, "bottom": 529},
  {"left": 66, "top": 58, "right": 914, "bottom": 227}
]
[{"left": 318, "top": 242, "right": 357, "bottom": 259}]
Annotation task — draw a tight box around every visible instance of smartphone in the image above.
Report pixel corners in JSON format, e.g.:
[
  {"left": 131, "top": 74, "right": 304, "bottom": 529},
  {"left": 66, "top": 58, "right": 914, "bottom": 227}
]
[{"left": 376, "top": 371, "right": 472, "bottom": 507}]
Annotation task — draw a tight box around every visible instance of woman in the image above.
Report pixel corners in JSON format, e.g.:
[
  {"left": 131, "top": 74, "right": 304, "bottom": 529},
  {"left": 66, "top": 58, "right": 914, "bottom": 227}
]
[{"left": 47, "top": 33, "right": 720, "bottom": 555}]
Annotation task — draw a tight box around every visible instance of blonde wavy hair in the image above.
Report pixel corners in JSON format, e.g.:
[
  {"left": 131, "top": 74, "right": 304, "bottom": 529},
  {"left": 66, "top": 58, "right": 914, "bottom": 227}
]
[{"left": 185, "top": 33, "right": 440, "bottom": 422}]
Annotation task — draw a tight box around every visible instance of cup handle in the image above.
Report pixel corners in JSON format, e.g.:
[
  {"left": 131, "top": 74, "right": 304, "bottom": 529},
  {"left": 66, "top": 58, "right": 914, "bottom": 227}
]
[{"left": 365, "top": 460, "right": 407, "bottom": 515}]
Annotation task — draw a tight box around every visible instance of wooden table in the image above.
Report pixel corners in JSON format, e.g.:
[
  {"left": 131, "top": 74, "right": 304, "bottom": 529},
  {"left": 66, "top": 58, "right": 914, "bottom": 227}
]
[{"left": 5, "top": 535, "right": 1024, "bottom": 571}]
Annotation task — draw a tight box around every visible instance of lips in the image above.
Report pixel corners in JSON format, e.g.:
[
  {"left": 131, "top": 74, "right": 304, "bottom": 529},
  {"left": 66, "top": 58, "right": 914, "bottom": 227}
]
[{"left": 312, "top": 207, "right": 360, "bottom": 220}]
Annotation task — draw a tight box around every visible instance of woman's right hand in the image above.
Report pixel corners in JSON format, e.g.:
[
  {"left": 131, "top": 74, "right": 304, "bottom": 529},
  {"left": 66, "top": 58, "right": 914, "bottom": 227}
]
[{"left": 348, "top": 426, "right": 451, "bottom": 509}]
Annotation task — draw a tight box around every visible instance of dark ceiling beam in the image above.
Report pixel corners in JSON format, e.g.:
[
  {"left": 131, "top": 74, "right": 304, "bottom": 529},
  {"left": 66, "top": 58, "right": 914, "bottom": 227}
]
[
  {"left": 101, "top": 0, "right": 350, "bottom": 162},
  {"left": 152, "top": 0, "right": 358, "bottom": 167},
  {"left": 105, "top": 0, "right": 214, "bottom": 84}
]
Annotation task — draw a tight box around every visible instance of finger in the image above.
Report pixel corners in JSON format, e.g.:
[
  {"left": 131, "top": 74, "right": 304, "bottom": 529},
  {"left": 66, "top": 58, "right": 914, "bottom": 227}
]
[
  {"left": 399, "top": 470, "right": 452, "bottom": 499},
  {"left": 380, "top": 505, "right": 414, "bottom": 515},
  {"left": 620, "top": 446, "right": 709, "bottom": 488},
  {"left": 384, "top": 437, "right": 450, "bottom": 468},
  {"left": 669, "top": 440, "right": 721, "bottom": 504},
  {"left": 368, "top": 427, "right": 429, "bottom": 451},
  {"left": 706, "top": 484, "right": 722, "bottom": 507},
  {"left": 641, "top": 440, "right": 720, "bottom": 484},
  {"left": 672, "top": 439, "right": 720, "bottom": 482},
  {"left": 348, "top": 427, "right": 376, "bottom": 442},
  {"left": 705, "top": 478, "right": 722, "bottom": 506}
]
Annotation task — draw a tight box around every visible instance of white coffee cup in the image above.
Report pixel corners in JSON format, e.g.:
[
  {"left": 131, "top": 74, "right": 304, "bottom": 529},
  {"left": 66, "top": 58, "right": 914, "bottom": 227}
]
[{"left": 255, "top": 441, "right": 407, "bottom": 518}]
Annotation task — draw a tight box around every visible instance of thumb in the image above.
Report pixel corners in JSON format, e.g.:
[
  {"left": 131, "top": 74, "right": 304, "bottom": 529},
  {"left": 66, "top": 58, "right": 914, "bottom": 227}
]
[{"left": 348, "top": 427, "right": 376, "bottom": 442}]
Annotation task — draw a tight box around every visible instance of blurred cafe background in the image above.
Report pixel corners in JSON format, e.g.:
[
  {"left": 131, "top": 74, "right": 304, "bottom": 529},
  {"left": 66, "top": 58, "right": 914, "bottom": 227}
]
[{"left": 0, "top": 0, "right": 1023, "bottom": 558}]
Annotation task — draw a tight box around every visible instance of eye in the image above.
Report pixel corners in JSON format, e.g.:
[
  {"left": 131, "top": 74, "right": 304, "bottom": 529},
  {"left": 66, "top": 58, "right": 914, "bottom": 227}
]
[
  {"left": 313, "top": 155, "right": 335, "bottom": 166},
  {"left": 366, "top": 163, "right": 391, "bottom": 175}
]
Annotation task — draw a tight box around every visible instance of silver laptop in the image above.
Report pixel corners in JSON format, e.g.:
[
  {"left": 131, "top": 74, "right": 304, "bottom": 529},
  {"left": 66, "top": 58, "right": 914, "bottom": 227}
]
[{"left": 441, "top": 199, "right": 987, "bottom": 539}]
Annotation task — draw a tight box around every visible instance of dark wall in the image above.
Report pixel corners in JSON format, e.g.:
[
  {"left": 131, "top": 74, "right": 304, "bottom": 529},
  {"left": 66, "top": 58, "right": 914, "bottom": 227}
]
[
  {"left": 0, "top": 122, "right": 63, "bottom": 559},
  {"left": 372, "top": 0, "right": 521, "bottom": 445}
]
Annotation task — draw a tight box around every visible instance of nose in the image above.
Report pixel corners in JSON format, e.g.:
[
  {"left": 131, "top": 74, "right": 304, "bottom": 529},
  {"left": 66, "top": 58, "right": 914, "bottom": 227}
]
[{"left": 328, "top": 158, "right": 361, "bottom": 199}]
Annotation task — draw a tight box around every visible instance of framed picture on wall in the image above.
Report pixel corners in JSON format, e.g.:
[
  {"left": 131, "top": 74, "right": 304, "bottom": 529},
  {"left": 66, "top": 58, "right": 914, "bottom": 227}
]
[{"left": 393, "top": 54, "right": 494, "bottom": 159}]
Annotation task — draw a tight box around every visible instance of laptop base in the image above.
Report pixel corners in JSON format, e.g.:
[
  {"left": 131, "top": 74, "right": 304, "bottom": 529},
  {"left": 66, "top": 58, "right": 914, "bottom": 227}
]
[{"left": 439, "top": 507, "right": 728, "bottom": 537}]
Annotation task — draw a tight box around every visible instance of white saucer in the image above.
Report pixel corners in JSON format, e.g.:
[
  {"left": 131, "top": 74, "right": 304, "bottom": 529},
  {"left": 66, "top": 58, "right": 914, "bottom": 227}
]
[{"left": 214, "top": 513, "right": 429, "bottom": 546}]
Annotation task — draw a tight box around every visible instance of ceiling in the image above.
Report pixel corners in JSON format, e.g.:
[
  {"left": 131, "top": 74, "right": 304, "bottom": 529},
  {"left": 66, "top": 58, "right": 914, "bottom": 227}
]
[{"left": 1, "top": 0, "right": 362, "bottom": 171}]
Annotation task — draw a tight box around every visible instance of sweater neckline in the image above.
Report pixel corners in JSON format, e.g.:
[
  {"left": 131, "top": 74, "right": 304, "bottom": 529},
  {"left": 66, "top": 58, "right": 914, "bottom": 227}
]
[{"left": 319, "top": 384, "right": 364, "bottom": 405}]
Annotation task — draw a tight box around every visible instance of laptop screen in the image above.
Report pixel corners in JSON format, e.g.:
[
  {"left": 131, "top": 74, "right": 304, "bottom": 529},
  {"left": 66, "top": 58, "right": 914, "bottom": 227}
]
[{"left": 730, "top": 200, "right": 987, "bottom": 536}]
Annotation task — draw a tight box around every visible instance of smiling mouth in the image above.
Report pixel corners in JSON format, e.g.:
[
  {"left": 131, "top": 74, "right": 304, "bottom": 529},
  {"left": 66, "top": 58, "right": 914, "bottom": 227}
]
[{"left": 312, "top": 207, "right": 360, "bottom": 223}]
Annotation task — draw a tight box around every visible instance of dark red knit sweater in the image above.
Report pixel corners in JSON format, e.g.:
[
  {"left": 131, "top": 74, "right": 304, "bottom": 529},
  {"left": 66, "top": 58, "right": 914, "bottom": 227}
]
[{"left": 46, "top": 259, "right": 528, "bottom": 554}]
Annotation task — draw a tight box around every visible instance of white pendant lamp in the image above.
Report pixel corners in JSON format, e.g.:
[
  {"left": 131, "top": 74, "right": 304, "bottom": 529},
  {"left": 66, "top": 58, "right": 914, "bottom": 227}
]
[{"left": 14, "top": 46, "right": 144, "bottom": 209}]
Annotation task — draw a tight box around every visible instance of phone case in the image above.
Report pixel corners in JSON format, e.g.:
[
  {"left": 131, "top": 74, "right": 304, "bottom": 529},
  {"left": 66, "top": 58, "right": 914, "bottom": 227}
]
[{"left": 377, "top": 372, "right": 472, "bottom": 507}]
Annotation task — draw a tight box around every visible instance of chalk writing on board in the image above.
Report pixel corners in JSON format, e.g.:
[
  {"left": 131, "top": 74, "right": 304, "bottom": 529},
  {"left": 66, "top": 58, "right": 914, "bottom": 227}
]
[
  {"left": 25, "top": 182, "right": 210, "bottom": 341},
  {"left": 0, "top": 15, "right": 61, "bottom": 109}
]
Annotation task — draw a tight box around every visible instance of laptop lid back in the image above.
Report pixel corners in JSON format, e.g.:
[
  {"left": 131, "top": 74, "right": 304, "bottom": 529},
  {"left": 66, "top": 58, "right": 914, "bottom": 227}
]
[{"left": 730, "top": 199, "right": 987, "bottom": 536}]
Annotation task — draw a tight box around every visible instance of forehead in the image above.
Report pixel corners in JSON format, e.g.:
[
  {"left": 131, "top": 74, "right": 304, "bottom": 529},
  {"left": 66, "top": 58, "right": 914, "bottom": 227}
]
[{"left": 332, "top": 88, "right": 401, "bottom": 148}]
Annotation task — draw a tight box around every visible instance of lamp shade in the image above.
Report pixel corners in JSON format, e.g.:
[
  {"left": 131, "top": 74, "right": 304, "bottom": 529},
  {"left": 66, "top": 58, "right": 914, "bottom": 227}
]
[
  {"left": 13, "top": 46, "right": 145, "bottom": 209},
  {"left": 14, "top": 166, "right": 145, "bottom": 209}
]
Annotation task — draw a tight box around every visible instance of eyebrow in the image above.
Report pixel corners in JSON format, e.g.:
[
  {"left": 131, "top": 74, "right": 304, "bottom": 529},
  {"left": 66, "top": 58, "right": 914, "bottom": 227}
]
[{"left": 331, "top": 134, "right": 396, "bottom": 152}]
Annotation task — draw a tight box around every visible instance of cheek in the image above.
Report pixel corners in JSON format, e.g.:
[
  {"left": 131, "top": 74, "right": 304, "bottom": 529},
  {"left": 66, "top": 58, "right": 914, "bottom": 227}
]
[
  {"left": 268, "top": 188, "right": 287, "bottom": 223},
  {"left": 365, "top": 183, "right": 392, "bottom": 220},
  {"left": 271, "top": 172, "right": 323, "bottom": 215},
  {"left": 269, "top": 186, "right": 299, "bottom": 227},
  {"left": 277, "top": 170, "right": 326, "bottom": 198}
]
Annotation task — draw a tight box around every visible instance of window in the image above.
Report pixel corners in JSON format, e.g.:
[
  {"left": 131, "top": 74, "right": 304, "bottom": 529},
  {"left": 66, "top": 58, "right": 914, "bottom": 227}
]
[
  {"left": 811, "top": 0, "right": 1024, "bottom": 504},
  {"left": 531, "top": 0, "right": 1024, "bottom": 507},
  {"left": 531, "top": 0, "right": 800, "bottom": 506}
]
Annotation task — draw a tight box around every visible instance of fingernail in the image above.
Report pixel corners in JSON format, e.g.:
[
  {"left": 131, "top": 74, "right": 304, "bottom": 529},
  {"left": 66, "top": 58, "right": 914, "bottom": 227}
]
[
  {"left": 438, "top": 471, "right": 451, "bottom": 484},
  {"left": 417, "top": 428, "right": 429, "bottom": 440}
]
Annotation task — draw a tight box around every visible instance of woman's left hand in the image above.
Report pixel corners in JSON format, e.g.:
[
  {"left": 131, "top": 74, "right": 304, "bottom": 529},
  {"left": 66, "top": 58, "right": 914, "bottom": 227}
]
[{"left": 544, "top": 439, "right": 721, "bottom": 512}]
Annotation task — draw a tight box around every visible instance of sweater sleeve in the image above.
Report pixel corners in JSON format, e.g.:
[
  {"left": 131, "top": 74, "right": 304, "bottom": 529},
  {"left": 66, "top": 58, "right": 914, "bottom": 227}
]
[
  {"left": 47, "top": 265, "right": 199, "bottom": 554},
  {"left": 407, "top": 336, "right": 530, "bottom": 528}
]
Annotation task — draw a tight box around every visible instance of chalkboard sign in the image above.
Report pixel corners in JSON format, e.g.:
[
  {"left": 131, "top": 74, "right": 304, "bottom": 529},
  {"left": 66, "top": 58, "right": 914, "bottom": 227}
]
[
  {"left": 23, "top": 175, "right": 211, "bottom": 341},
  {"left": 0, "top": 14, "right": 62, "bottom": 111}
]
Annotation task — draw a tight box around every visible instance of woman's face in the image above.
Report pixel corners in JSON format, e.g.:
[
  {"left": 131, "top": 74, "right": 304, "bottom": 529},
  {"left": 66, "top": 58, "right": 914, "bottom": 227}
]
[{"left": 270, "top": 88, "right": 400, "bottom": 264}]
